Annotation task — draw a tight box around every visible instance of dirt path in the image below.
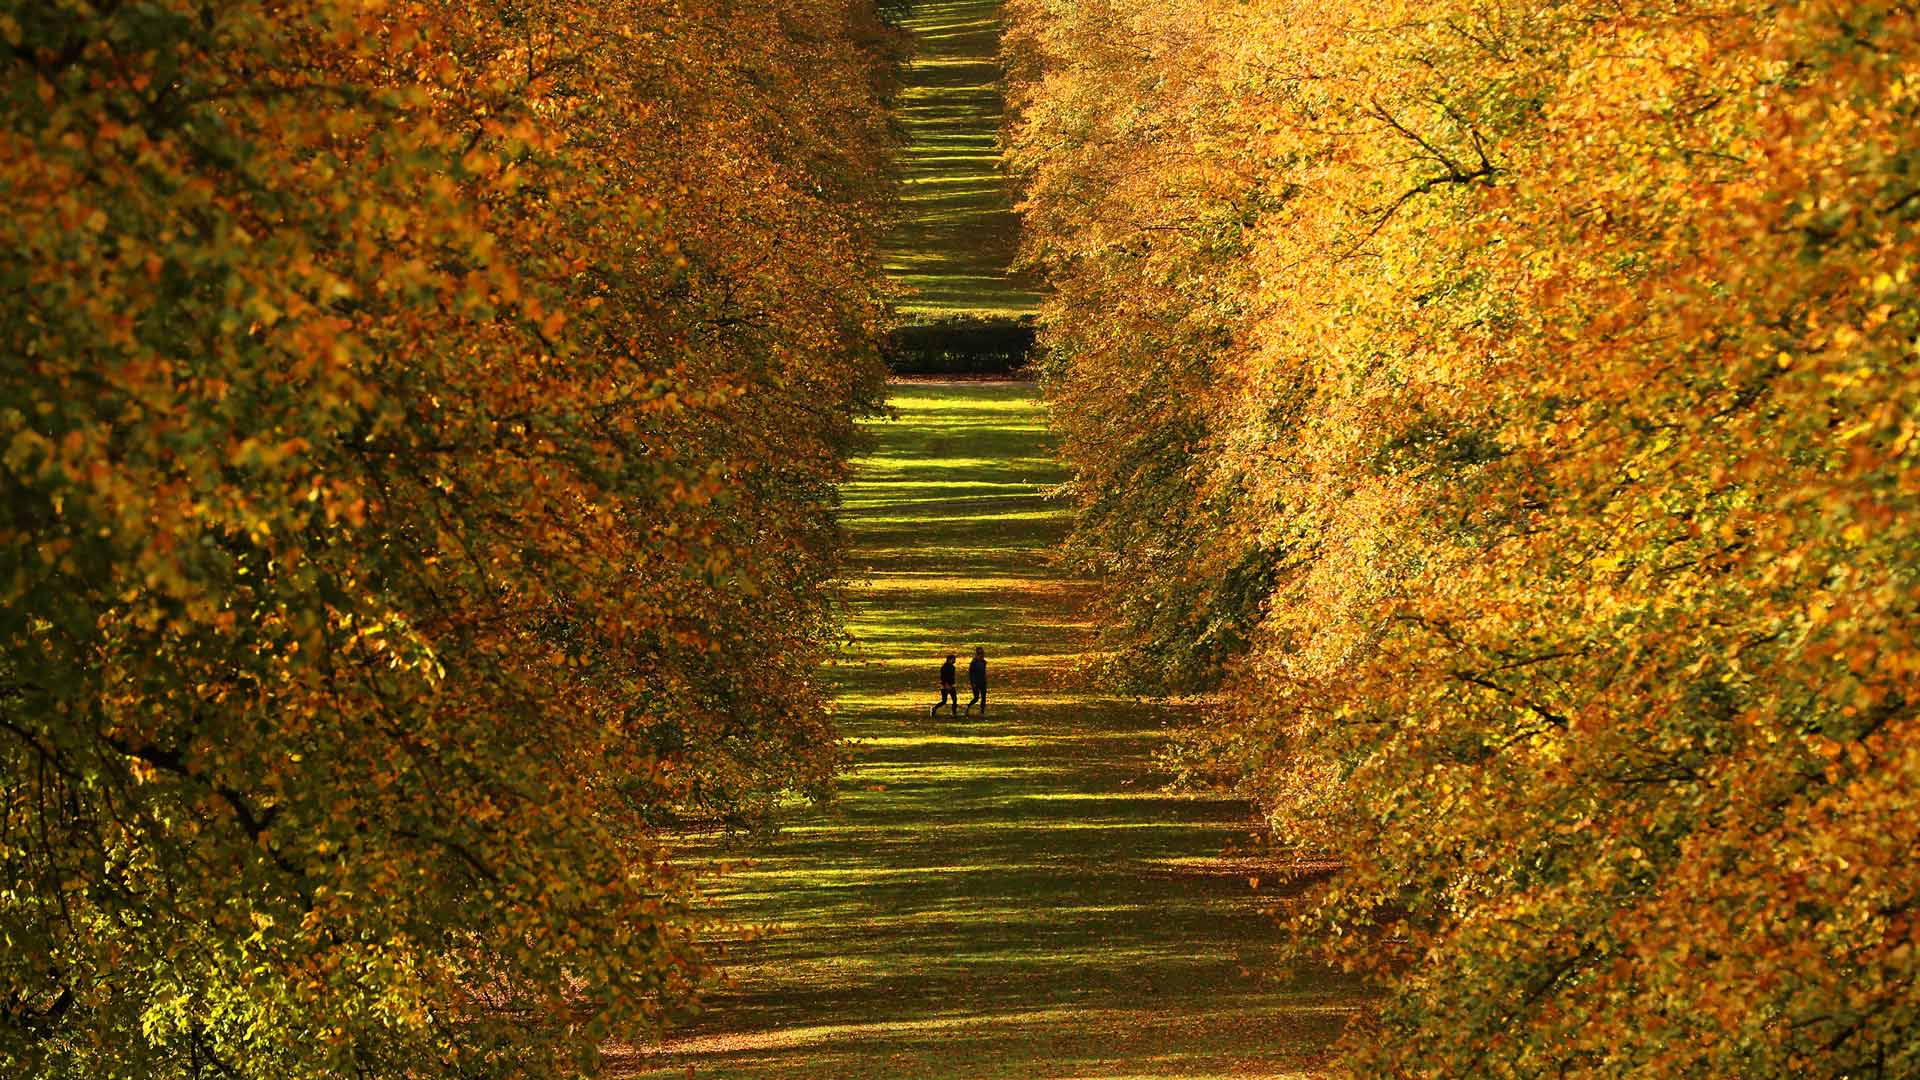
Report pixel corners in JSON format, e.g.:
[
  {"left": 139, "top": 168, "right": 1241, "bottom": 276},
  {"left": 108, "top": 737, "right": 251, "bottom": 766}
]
[{"left": 617, "top": 383, "right": 1352, "bottom": 1079}]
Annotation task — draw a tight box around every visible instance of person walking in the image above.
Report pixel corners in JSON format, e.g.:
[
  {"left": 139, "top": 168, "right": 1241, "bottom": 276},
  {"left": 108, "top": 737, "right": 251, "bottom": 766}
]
[
  {"left": 931, "top": 653, "right": 959, "bottom": 717},
  {"left": 963, "top": 646, "right": 988, "bottom": 715}
]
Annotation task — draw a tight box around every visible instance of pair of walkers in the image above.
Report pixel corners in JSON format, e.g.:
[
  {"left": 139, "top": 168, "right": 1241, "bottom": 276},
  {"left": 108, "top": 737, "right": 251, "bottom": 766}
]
[{"left": 932, "top": 647, "right": 987, "bottom": 717}]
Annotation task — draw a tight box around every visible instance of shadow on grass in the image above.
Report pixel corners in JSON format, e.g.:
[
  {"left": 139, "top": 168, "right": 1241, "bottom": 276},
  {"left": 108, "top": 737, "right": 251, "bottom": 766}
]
[
  {"left": 882, "top": 0, "right": 1041, "bottom": 318},
  {"left": 615, "top": 384, "right": 1357, "bottom": 1079}
]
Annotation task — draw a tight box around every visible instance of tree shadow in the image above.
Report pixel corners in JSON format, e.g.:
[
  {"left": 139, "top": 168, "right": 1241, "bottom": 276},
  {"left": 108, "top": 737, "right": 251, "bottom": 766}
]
[{"left": 616, "top": 383, "right": 1356, "bottom": 1077}]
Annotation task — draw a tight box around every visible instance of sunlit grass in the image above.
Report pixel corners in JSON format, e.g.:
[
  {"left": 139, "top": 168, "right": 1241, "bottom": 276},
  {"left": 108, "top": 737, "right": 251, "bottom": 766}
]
[
  {"left": 614, "top": 382, "right": 1354, "bottom": 1078},
  {"left": 882, "top": 0, "right": 1041, "bottom": 318},
  {"left": 843, "top": 575, "right": 1066, "bottom": 592}
]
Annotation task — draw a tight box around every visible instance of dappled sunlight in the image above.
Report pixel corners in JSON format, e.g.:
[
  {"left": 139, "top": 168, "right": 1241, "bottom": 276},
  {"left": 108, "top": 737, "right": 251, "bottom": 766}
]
[
  {"left": 834, "top": 694, "right": 1098, "bottom": 713},
  {"left": 616, "top": 997, "right": 1345, "bottom": 1074},
  {"left": 879, "top": 0, "right": 1039, "bottom": 316},
  {"left": 846, "top": 507, "right": 1059, "bottom": 528},
  {"left": 843, "top": 478, "right": 1037, "bottom": 494},
  {"left": 841, "top": 730, "right": 1149, "bottom": 751},
  {"left": 633, "top": 382, "right": 1351, "bottom": 1078},
  {"left": 836, "top": 651, "right": 1096, "bottom": 670},
  {"left": 846, "top": 574, "right": 1076, "bottom": 595}
]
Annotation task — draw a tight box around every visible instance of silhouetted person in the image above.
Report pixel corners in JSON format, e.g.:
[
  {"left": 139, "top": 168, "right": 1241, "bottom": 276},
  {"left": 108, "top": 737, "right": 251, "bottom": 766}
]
[
  {"left": 931, "top": 653, "right": 958, "bottom": 717},
  {"left": 964, "top": 646, "right": 987, "bottom": 715}
]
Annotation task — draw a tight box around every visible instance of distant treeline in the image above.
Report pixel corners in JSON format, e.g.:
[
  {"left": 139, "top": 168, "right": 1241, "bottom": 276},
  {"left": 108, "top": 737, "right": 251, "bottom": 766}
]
[
  {"left": 1008, "top": 0, "right": 1919, "bottom": 1075},
  {"left": 885, "top": 315, "right": 1038, "bottom": 374}
]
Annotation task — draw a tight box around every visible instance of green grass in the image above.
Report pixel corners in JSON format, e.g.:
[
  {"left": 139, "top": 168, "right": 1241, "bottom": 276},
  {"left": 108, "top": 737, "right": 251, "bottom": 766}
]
[
  {"left": 612, "top": 383, "right": 1356, "bottom": 1079},
  {"left": 884, "top": 1, "right": 1042, "bottom": 318}
]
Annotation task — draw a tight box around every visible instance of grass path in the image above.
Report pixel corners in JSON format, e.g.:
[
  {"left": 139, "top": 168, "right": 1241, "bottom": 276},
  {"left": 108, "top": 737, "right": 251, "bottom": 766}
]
[
  {"left": 884, "top": 0, "right": 1041, "bottom": 317},
  {"left": 617, "top": 383, "right": 1353, "bottom": 1078}
]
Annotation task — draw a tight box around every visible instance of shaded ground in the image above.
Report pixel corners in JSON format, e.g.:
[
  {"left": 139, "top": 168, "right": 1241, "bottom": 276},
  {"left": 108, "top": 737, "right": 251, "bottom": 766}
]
[
  {"left": 884, "top": 0, "right": 1042, "bottom": 317},
  {"left": 615, "top": 384, "right": 1356, "bottom": 1079}
]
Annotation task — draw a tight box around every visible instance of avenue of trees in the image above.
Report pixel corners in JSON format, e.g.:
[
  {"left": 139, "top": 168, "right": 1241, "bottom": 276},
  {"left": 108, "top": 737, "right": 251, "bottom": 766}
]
[
  {"left": 1008, "top": 0, "right": 1919, "bottom": 1075},
  {"left": 1, "top": 2, "right": 897, "bottom": 1076}
]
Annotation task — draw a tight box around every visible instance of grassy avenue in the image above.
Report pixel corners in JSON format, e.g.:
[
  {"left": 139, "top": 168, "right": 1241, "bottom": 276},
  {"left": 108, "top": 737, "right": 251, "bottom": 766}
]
[
  {"left": 631, "top": 3, "right": 1359, "bottom": 1073},
  {"left": 882, "top": 0, "right": 1040, "bottom": 318},
  {"left": 621, "top": 385, "right": 1357, "bottom": 1078}
]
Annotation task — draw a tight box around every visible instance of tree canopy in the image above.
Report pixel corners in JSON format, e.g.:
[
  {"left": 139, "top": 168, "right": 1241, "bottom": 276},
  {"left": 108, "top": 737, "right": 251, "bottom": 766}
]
[
  {"left": 1009, "top": 0, "right": 1920, "bottom": 1073},
  {"left": 0, "top": 1, "right": 897, "bottom": 1076}
]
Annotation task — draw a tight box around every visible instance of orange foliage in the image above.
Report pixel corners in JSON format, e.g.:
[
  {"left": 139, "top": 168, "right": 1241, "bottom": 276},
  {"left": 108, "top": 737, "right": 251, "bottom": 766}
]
[
  {"left": 1, "top": 1, "right": 895, "bottom": 1076},
  {"left": 1011, "top": 0, "right": 1920, "bottom": 1072}
]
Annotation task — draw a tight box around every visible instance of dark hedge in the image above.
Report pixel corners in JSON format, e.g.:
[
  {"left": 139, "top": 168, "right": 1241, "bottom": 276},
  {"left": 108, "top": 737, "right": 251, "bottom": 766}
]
[{"left": 884, "top": 315, "right": 1037, "bottom": 374}]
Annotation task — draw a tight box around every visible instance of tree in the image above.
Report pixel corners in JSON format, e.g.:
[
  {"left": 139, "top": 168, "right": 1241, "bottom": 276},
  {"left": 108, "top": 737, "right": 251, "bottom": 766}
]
[
  {"left": 0, "top": 1, "right": 896, "bottom": 1076},
  {"left": 1004, "top": 0, "right": 1279, "bottom": 695},
  {"left": 1010, "top": 0, "right": 1920, "bottom": 1073}
]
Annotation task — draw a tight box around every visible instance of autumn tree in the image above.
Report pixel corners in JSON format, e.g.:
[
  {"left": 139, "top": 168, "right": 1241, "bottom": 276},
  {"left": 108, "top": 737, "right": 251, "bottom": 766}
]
[
  {"left": 0, "top": 1, "right": 896, "bottom": 1077},
  {"left": 1010, "top": 0, "right": 1920, "bottom": 1074},
  {"left": 1003, "top": 0, "right": 1279, "bottom": 695}
]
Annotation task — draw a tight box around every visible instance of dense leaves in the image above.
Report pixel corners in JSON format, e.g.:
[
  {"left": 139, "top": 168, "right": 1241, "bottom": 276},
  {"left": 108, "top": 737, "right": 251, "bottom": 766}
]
[
  {"left": 1009, "top": 0, "right": 1920, "bottom": 1074},
  {"left": 0, "top": 1, "right": 895, "bottom": 1076}
]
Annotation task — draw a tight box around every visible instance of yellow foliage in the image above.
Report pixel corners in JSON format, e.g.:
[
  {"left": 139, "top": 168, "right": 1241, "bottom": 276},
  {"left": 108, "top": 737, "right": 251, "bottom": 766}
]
[
  {"left": 0, "top": 1, "right": 899, "bottom": 1077},
  {"left": 1011, "top": 0, "right": 1920, "bottom": 1073}
]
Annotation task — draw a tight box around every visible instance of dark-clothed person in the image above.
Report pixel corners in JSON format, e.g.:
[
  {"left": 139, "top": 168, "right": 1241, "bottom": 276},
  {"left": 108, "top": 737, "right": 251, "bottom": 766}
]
[
  {"left": 964, "top": 647, "right": 987, "bottom": 715},
  {"left": 931, "top": 654, "right": 959, "bottom": 717}
]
